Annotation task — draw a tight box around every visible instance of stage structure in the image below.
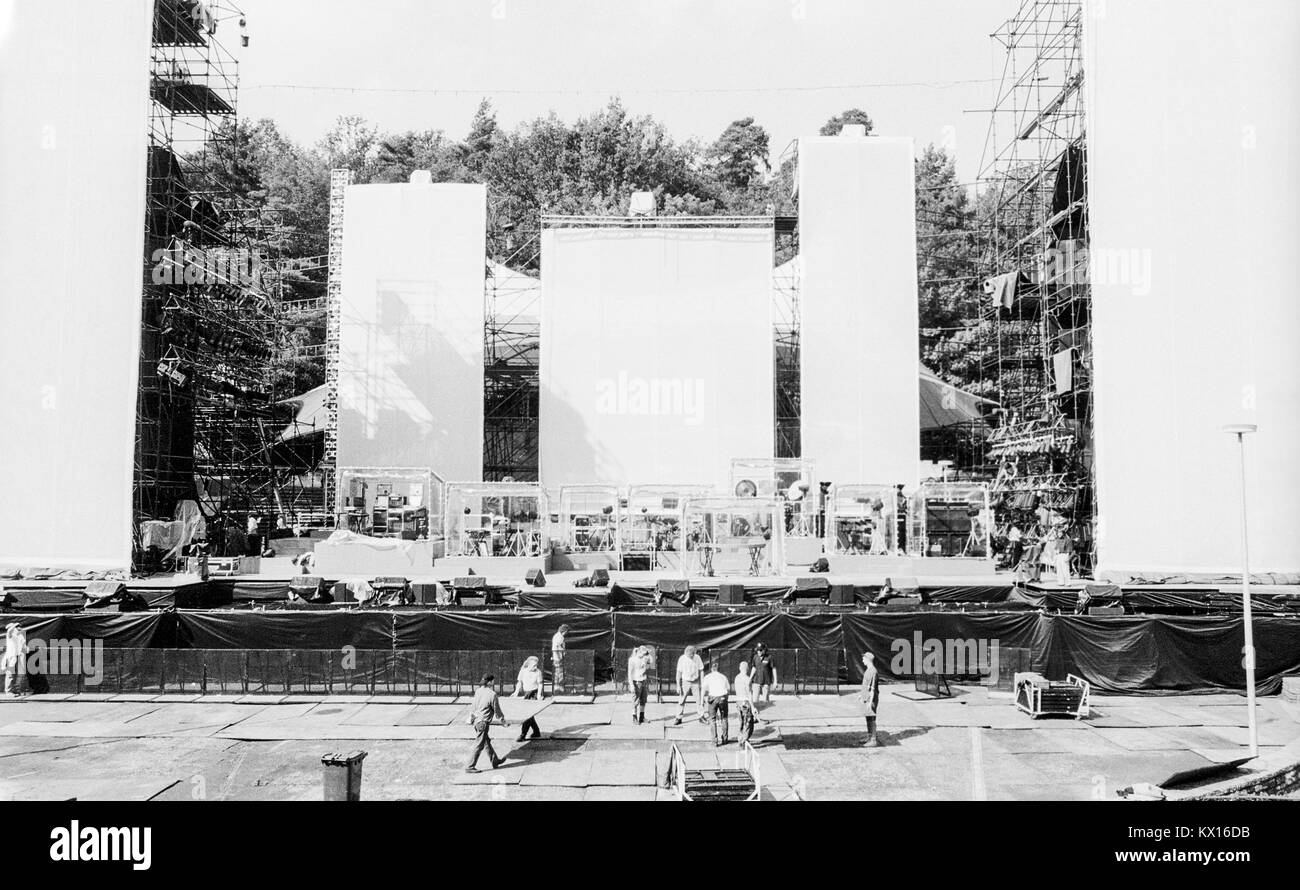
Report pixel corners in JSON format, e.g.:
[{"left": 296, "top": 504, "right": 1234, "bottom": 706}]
[
  {"left": 442, "top": 481, "right": 547, "bottom": 574},
  {"left": 827, "top": 484, "right": 899, "bottom": 557},
  {"left": 909, "top": 481, "right": 992, "bottom": 560},
  {"left": 979, "top": 0, "right": 1094, "bottom": 572},
  {"left": 134, "top": 1, "right": 300, "bottom": 571},
  {"left": 1082, "top": 0, "right": 1300, "bottom": 578},
  {"left": 335, "top": 466, "right": 443, "bottom": 546},
  {"left": 336, "top": 180, "right": 487, "bottom": 481},
  {"left": 484, "top": 260, "right": 541, "bottom": 481},
  {"left": 798, "top": 133, "right": 921, "bottom": 488},
  {"left": 539, "top": 217, "right": 776, "bottom": 488},
  {"left": 554, "top": 485, "right": 621, "bottom": 570},
  {"left": 0, "top": 0, "right": 153, "bottom": 570},
  {"left": 683, "top": 496, "right": 784, "bottom": 578},
  {"left": 620, "top": 484, "right": 711, "bottom": 572},
  {"left": 729, "top": 457, "right": 821, "bottom": 567}
]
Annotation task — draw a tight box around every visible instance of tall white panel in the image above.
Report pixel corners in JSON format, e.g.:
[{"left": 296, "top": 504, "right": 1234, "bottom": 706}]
[
  {"left": 1084, "top": 0, "right": 1300, "bottom": 576},
  {"left": 540, "top": 226, "right": 774, "bottom": 487},
  {"left": 799, "top": 136, "right": 920, "bottom": 486},
  {"left": 0, "top": 1, "right": 152, "bottom": 570},
  {"left": 337, "top": 183, "right": 486, "bottom": 481}
]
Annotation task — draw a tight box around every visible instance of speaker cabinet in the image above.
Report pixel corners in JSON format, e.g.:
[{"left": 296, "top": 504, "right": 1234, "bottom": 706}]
[
  {"left": 525, "top": 568, "right": 546, "bottom": 588},
  {"left": 717, "top": 583, "right": 746, "bottom": 606},
  {"left": 828, "top": 584, "right": 855, "bottom": 606}
]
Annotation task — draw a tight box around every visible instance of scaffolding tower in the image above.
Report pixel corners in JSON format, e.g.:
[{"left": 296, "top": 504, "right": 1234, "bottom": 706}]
[
  {"left": 136, "top": 1, "right": 286, "bottom": 567},
  {"left": 977, "top": 0, "right": 1094, "bottom": 572}
]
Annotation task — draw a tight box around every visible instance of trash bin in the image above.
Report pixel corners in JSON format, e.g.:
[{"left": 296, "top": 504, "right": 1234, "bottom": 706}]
[{"left": 322, "top": 750, "right": 367, "bottom": 801}]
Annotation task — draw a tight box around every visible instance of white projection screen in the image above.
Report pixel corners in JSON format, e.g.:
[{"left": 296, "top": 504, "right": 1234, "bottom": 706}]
[
  {"left": 0, "top": 1, "right": 152, "bottom": 570},
  {"left": 1083, "top": 0, "right": 1300, "bottom": 576},
  {"left": 337, "top": 183, "right": 486, "bottom": 481},
  {"left": 799, "top": 136, "right": 920, "bottom": 486},
  {"left": 540, "top": 226, "right": 774, "bottom": 487}
]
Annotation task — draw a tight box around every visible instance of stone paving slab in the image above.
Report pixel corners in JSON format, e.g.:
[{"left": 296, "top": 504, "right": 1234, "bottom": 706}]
[
  {"left": 584, "top": 785, "right": 657, "bottom": 801},
  {"left": 341, "top": 704, "right": 417, "bottom": 726},
  {"left": 394, "top": 705, "right": 462, "bottom": 726},
  {"left": 588, "top": 749, "right": 656, "bottom": 786}
]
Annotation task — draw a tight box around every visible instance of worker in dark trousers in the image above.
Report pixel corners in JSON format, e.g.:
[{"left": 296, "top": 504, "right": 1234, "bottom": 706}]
[{"left": 465, "top": 674, "right": 510, "bottom": 773}]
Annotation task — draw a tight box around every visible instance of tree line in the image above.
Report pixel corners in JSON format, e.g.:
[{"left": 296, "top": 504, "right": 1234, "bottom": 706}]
[{"left": 195, "top": 100, "right": 989, "bottom": 398}]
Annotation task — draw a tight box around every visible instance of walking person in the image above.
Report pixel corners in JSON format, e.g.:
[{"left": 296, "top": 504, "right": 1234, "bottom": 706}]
[
  {"left": 750, "top": 642, "right": 777, "bottom": 722},
  {"left": 465, "top": 674, "right": 511, "bottom": 773},
  {"left": 673, "top": 645, "right": 706, "bottom": 725},
  {"left": 627, "top": 645, "right": 651, "bottom": 724},
  {"left": 735, "top": 661, "right": 756, "bottom": 745},
  {"left": 513, "top": 656, "right": 544, "bottom": 742},
  {"left": 3, "top": 623, "right": 27, "bottom": 698},
  {"left": 551, "top": 623, "right": 570, "bottom": 693},
  {"left": 860, "top": 652, "right": 881, "bottom": 748},
  {"left": 703, "top": 660, "right": 731, "bottom": 746}
]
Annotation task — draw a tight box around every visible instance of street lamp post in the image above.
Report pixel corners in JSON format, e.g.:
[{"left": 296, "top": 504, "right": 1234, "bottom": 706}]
[{"left": 1222, "top": 423, "right": 1258, "bottom": 758}]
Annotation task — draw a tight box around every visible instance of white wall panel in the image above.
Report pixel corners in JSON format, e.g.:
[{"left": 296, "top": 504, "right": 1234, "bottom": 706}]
[
  {"left": 0, "top": 1, "right": 152, "bottom": 570},
  {"left": 799, "top": 136, "right": 920, "bottom": 486},
  {"left": 1084, "top": 0, "right": 1300, "bottom": 575},
  {"left": 540, "top": 227, "right": 774, "bottom": 487},
  {"left": 337, "top": 183, "right": 486, "bottom": 481}
]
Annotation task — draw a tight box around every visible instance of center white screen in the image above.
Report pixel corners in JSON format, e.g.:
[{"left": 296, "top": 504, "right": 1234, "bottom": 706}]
[{"left": 540, "top": 227, "right": 774, "bottom": 487}]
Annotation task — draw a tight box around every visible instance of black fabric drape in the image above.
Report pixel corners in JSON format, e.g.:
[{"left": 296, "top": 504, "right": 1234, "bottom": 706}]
[{"left": 175, "top": 611, "right": 392, "bottom": 650}]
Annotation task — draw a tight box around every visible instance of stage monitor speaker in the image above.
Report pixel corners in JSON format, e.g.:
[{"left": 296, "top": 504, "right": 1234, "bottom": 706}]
[
  {"left": 886, "top": 576, "right": 920, "bottom": 595},
  {"left": 289, "top": 575, "right": 325, "bottom": 601},
  {"left": 589, "top": 568, "right": 610, "bottom": 587},
  {"left": 525, "top": 568, "right": 546, "bottom": 588},
  {"left": 656, "top": 579, "right": 690, "bottom": 596},
  {"left": 1088, "top": 605, "right": 1125, "bottom": 617},
  {"left": 333, "top": 581, "right": 355, "bottom": 603},
  {"left": 654, "top": 578, "right": 693, "bottom": 608},
  {"left": 411, "top": 581, "right": 446, "bottom": 605},
  {"left": 828, "top": 584, "right": 855, "bottom": 606},
  {"left": 454, "top": 575, "right": 487, "bottom": 590},
  {"left": 85, "top": 580, "right": 128, "bottom": 599},
  {"left": 795, "top": 577, "right": 830, "bottom": 593},
  {"left": 717, "top": 583, "right": 746, "bottom": 606}
]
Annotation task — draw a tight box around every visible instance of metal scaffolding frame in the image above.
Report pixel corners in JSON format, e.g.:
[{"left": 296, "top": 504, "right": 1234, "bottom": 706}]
[
  {"left": 135, "top": 1, "right": 291, "bottom": 568},
  {"left": 977, "top": 0, "right": 1095, "bottom": 572}
]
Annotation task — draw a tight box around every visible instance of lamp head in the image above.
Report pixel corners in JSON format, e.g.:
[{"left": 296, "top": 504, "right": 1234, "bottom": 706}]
[{"left": 1222, "top": 423, "right": 1258, "bottom": 435}]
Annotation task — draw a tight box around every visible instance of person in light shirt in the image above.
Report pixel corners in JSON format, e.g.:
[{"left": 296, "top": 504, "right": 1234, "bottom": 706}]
[
  {"left": 512, "top": 655, "right": 544, "bottom": 742},
  {"left": 627, "top": 646, "right": 651, "bottom": 725},
  {"left": 674, "top": 645, "right": 706, "bottom": 726},
  {"left": 702, "top": 661, "right": 731, "bottom": 746},
  {"left": 734, "top": 661, "right": 756, "bottom": 744},
  {"left": 551, "top": 624, "right": 570, "bottom": 691}
]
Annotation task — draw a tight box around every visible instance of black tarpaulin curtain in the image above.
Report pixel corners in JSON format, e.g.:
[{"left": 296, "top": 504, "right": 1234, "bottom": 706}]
[{"left": 5, "top": 610, "right": 1298, "bottom": 696}]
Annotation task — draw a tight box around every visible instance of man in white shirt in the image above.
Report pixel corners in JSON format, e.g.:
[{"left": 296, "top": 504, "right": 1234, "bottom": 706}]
[
  {"left": 734, "top": 661, "right": 755, "bottom": 744},
  {"left": 627, "top": 646, "right": 651, "bottom": 725},
  {"left": 702, "top": 662, "right": 731, "bottom": 746},
  {"left": 551, "top": 624, "right": 569, "bottom": 692},
  {"left": 674, "top": 645, "right": 706, "bottom": 726}
]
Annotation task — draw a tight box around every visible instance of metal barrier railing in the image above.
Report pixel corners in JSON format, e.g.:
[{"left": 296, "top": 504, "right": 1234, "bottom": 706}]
[
  {"left": 40, "top": 648, "right": 596, "bottom": 697},
  {"left": 612, "top": 647, "right": 841, "bottom": 697}
]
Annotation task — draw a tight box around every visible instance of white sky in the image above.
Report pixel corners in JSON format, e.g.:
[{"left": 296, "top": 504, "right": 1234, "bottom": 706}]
[{"left": 226, "top": 0, "right": 1023, "bottom": 186}]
